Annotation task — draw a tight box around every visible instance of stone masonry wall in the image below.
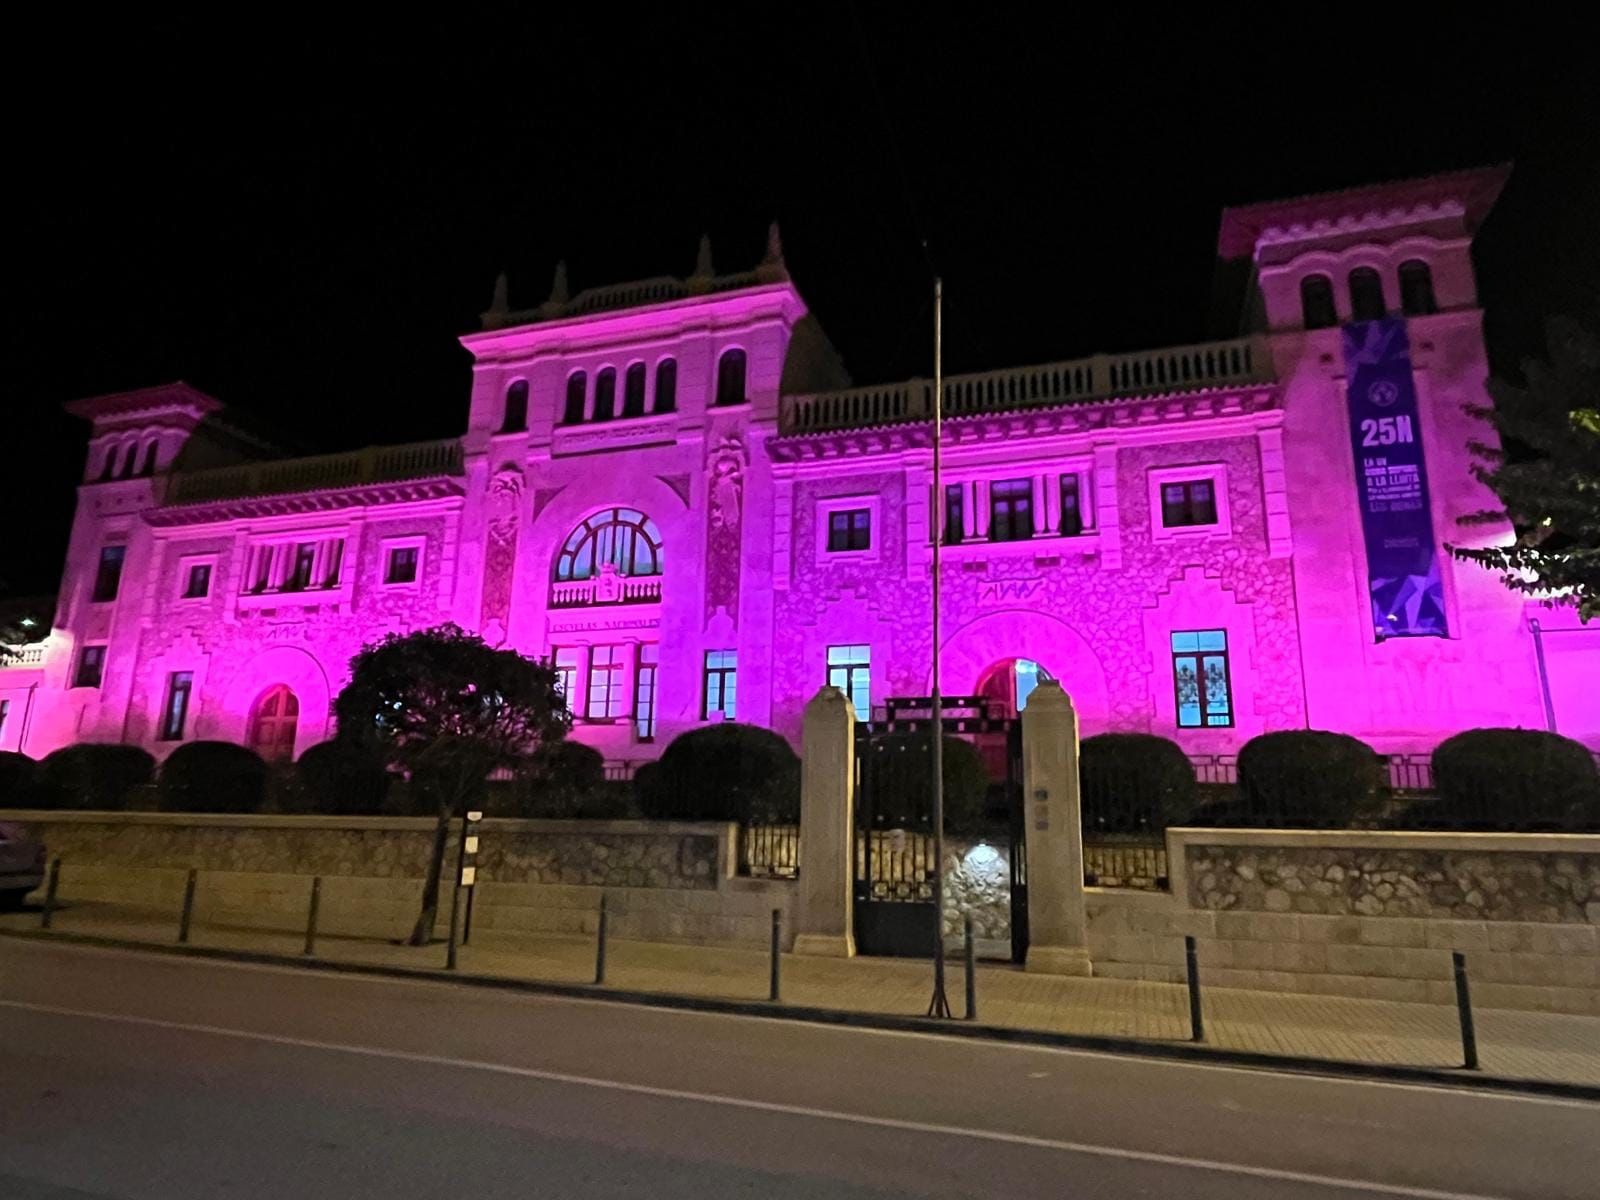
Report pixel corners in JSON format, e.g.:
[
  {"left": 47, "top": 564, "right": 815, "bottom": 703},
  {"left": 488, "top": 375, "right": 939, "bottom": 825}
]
[
  {"left": 6, "top": 812, "right": 793, "bottom": 948},
  {"left": 15, "top": 815, "right": 719, "bottom": 891},
  {"left": 1085, "top": 829, "right": 1600, "bottom": 1015},
  {"left": 1186, "top": 845, "right": 1599, "bottom": 924}
]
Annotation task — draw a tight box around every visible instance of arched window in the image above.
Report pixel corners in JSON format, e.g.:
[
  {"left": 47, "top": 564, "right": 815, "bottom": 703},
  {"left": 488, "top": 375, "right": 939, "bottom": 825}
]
[
  {"left": 139, "top": 441, "right": 159, "bottom": 476},
  {"left": 502, "top": 380, "right": 529, "bottom": 432},
  {"left": 715, "top": 348, "right": 747, "bottom": 406},
  {"left": 119, "top": 442, "right": 139, "bottom": 478},
  {"left": 1300, "top": 274, "right": 1337, "bottom": 329},
  {"left": 1399, "top": 260, "right": 1437, "bottom": 316},
  {"left": 248, "top": 684, "right": 299, "bottom": 762},
  {"left": 593, "top": 367, "right": 616, "bottom": 421},
  {"left": 623, "top": 363, "right": 647, "bottom": 418},
  {"left": 562, "top": 371, "right": 587, "bottom": 424},
  {"left": 555, "top": 508, "right": 664, "bottom": 581},
  {"left": 654, "top": 357, "right": 677, "bottom": 413},
  {"left": 97, "top": 445, "right": 116, "bottom": 482},
  {"left": 1348, "top": 267, "right": 1386, "bottom": 322}
]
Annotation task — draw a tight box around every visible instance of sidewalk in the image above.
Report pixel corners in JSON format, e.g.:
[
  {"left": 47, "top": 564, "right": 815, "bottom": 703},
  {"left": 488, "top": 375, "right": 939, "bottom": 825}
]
[{"left": 7, "top": 899, "right": 1598, "bottom": 1090}]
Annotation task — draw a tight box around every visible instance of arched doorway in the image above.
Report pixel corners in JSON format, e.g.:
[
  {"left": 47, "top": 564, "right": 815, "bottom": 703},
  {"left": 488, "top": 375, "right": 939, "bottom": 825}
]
[
  {"left": 248, "top": 685, "right": 299, "bottom": 762},
  {"left": 974, "top": 657, "right": 1055, "bottom": 719}
]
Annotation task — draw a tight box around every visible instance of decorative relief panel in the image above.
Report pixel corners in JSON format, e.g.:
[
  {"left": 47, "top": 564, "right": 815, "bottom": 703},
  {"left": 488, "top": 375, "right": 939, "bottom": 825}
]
[
  {"left": 704, "top": 434, "right": 746, "bottom": 627},
  {"left": 480, "top": 470, "right": 524, "bottom": 646}
]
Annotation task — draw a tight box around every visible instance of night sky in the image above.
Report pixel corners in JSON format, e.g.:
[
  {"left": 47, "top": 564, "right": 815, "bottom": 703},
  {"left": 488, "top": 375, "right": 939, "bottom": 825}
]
[{"left": 7, "top": 10, "right": 1597, "bottom": 597}]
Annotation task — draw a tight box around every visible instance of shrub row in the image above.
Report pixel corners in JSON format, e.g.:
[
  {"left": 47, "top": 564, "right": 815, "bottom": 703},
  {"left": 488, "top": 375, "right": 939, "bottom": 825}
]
[{"left": 4, "top": 725, "right": 1595, "bottom": 832}]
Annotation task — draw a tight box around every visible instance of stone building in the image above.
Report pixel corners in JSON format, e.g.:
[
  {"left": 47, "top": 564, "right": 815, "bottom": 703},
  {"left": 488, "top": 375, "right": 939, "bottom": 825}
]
[{"left": 3, "top": 166, "right": 1594, "bottom": 766}]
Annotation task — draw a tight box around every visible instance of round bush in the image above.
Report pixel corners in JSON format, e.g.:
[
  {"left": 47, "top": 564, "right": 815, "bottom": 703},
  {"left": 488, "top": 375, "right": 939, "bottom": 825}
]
[
  {"left": 1416, "top": 728, "right": 1600, "bottom": 831},
  {"left": 1080, "top": 733, "right": 1197, "bottom": 835},
  {"left": 38, "top": 744, "right": 156, "bottom": 811},
  {"left": 291, "top": 740, "right": 391, "bottom": 815},
  {"left": 0, "top": 752, "right": 40, "bottom": 808},
  {"left": 857, "top": 732, "right": 990, "bottom": 834},
  {"left": 501, "top": 741, "right": 615, "bottom": 819},
  {"left": 159, "top": 741, "right": 270, "bottom": 813},
  {"left": 638, "top": 723, "right": 800, "bottom": 823},
  {"left": 1231, "top": 731, "right": 1384, "bottom": 828}
]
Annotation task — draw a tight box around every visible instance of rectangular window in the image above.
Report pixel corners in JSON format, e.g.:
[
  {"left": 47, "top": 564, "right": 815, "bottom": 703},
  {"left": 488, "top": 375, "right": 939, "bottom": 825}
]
[
  {"left": 703, "top": 650, "right": 738, "bottom": 721},
  {"left": 943, "top": 484, "right": 965, "bottom": 545},
  {"left": 585, "top": 645, "right": 624, "bottom": 720},
  {"left": 1160, "top": 479, "right": 1218, "bottom": 528},
  {"left": 989, "top": 479, "right": 1034, "bottom": 542},
  {"left": 634, "top": 644, "right": 659, "bottom": 740},
  {"left": 553, "top": 647, "right": 581, "bottom": 709},
  {"left": 92, "top": 546, "right": 126, "bottom": 602},
  {"left": 1060, "top": 474, "right": 1083, "bottom": 536},
  {"left": 826, "top": 644, "right": 871, "bottom": 720},
  {"left": 826, "top": 508, "right": 871, "bottom": 552},
  {"left": 385, "top": 546, "right": 419, "bottom": 585},
  {"left": 73, "top": 645, "right": 106, "bottom": 689},
  {"left": 160, "top": 671, "right": 194, "bottom": 740},
  {"left": 1171, "top": 630, "right": 1233, "bottom": 728},
  {"left": 322, "top": 540, "right": 343, "bottom": 588},
  {"left": 182, "top": 563, "right": 212, "bottom": 599},
  {"left": 0, "top": 698, "right": 9, "bottom": 740}
]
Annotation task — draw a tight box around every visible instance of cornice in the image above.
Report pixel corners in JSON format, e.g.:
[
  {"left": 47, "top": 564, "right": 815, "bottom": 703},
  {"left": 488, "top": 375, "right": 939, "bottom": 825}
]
[
  {"left": 146, "top": 478, "right": 465, "bottom": 527},
  {"left": 767, "top": 386, "right": 1281, "bottom": 464}
]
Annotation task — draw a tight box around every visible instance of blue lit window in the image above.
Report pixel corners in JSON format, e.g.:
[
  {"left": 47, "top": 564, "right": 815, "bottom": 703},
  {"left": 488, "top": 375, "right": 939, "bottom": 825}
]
[
  {"left": 1171, "top": 630, "right": 1232, "bottom": 728},
  {"left": 826, "top": 644, "right": 871, "bottom": 720},
  {"left": 703, "top": 650, "right": 737, "bottom": 721}
]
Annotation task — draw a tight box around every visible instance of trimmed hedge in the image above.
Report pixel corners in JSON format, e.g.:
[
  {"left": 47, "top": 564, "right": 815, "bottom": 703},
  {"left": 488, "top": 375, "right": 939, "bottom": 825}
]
[
  {"left": 158, "top": 741, "right": 269, "bottom": 814},
  {"left": 1080, "top": 733, "right": 1197, "bottom": 835},
  {"left": 288, "top": 740, "right": 391, "bottom": 815},
  {"left": 857, "top": 732, "right": 991, "bottom": 834},
  {"left": 638, "top": 723, "right": 800, "bottom": 823},
  {"left": 496, "top": 742, "right": 640, "bottom": 819},
  {"left": 1414, "top": 728, "right": 1600, "bottom": 831},
  {"left": 38, "top": 744, "right": 155, "bottom": 811},
  {"left": 0, "top": 751, "right": 40, "bottom": 808},
  {"left": 1218, "top": 730, "right": 1385, "bottom": 828}
]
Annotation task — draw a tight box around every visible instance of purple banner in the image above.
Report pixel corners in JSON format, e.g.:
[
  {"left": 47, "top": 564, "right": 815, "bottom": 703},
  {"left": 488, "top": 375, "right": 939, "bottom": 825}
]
[{"left": 1342, "top": 317, "right": 1448, "bottom": 640}]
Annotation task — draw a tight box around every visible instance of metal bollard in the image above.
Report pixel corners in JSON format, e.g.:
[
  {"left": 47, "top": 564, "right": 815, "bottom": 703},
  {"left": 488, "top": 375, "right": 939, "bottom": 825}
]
[
  {"left": 40, "top": 859, "right": 61, "bottom": 930},
  {"left": 303, "top": 876, "right": 321, "bottom": 957},
  {"left": 1184, "top": 935, "right": 1205, "bottom": 1042},
  {"left": 963, "top": 914, "right": 978, "bottom": 1021},
  {"left": 446, "top": 884, "right": 462, "bottom": 971},
  {"left": 594, "top": 893, "right": 609, "bottom": 985},
  {"left": 769, "top": 908, "right": 782, "bottom": 1002},
  {"left": 1452, "top": 951, "right": 1479, "bottom": 1070},
  {"left": 177, "top": 868, "right": 198, "bottom": 944}
]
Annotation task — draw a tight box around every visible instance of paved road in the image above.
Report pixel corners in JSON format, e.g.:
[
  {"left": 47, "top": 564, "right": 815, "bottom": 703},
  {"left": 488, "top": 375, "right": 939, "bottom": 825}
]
[{"left": 0, "top": 940, "right": 1593, "bottom": 1199}]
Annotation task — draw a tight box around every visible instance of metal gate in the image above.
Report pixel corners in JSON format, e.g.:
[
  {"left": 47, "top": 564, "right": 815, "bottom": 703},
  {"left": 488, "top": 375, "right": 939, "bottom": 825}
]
[{"left": 853, "top": 696, "right": 1028, "bottom": 962}]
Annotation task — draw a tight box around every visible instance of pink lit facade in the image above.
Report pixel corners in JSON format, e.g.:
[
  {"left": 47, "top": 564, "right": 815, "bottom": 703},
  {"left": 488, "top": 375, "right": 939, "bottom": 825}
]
[{"left": 4, "top": 169, "right": 1595, "bottom": 766}]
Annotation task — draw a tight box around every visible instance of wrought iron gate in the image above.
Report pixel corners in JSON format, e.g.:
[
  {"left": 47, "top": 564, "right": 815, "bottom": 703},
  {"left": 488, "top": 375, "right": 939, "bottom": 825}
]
[{"left": 852, "top": 696, "right": 1028, "bottom": 961}]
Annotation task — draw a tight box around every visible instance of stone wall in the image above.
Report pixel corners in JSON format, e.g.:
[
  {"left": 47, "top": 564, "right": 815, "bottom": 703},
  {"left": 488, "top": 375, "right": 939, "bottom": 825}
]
[
  {"left": 1085, "top": 829, "right": 1600, "bottom": 1015},
  {"left": 7, "top": 811, "right": 791, "bottom": 948},
  {"left": 1185, "top": 842, "right": 1598, "bottom": 923}
]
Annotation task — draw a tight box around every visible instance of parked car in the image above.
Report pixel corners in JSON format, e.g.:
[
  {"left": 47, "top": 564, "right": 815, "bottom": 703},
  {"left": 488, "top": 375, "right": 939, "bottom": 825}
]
[{"left": 0, "top": 820, "right": 46, "bottom": 908}]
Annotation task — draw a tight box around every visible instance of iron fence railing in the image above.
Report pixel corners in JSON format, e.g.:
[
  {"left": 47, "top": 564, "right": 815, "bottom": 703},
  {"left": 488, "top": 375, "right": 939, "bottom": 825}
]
[
  {"left": 1083, "top": 838, "right": 1169, "bottom": 891},
  {"left": 738, "top": 823, "right": 799, "bottom": 879}
]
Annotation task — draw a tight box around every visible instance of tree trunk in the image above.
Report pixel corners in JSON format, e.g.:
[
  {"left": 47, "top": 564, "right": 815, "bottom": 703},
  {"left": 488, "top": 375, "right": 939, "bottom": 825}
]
[{"left": 407, "top": 810, "right": 452, "bottom": 946}]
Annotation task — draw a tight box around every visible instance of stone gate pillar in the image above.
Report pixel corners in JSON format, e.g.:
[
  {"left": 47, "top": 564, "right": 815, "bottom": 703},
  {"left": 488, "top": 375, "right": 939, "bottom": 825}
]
[
  {"left": 793, "top": 685, "right": 856, "bottom": 957},
  {"left": 1021, "top": 679, "right": 1093, "bottom": 975}
]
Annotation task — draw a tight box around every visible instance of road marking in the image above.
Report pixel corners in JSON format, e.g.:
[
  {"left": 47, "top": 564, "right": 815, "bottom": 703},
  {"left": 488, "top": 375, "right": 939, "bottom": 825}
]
[
  {"left": 5, "top": 937, "right": 1590, "bottom": 1110},
  {"left": 6, "top": 936, "right": 1598, "bottom": 1112},
  {"left": 0, "top": 998, "right": 1520, "bottom": 1199}
]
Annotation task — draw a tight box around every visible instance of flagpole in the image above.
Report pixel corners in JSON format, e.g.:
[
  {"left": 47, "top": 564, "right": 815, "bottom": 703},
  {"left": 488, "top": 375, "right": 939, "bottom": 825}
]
[{"left": 928, "top": 276, "right": 951, "bottom": 1019}]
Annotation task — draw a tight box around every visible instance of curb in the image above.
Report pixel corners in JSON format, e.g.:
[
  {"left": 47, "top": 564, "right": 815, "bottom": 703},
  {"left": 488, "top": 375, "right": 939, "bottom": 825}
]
[{"left": 4, "top": 926, "right": 1597, "bottom": 1104}]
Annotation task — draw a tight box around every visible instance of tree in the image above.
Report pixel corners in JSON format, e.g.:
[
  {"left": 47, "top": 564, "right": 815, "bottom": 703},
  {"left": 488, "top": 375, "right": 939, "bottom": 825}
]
[
  {"left": 334, "top": 624, "right": 571, "bottom": 944},
  {"left": 1451, "top": 317, "right": 1600, "bottom": 621}
]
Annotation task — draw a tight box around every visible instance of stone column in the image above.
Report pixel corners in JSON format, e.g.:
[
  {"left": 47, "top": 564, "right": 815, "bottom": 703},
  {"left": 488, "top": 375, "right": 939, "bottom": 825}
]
[
  {"left": 793, "top": 685, "right": 856, "bottom": 957},
  {"left": 1022, "top": 679, "right": 1093, "bottom": 975}
]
